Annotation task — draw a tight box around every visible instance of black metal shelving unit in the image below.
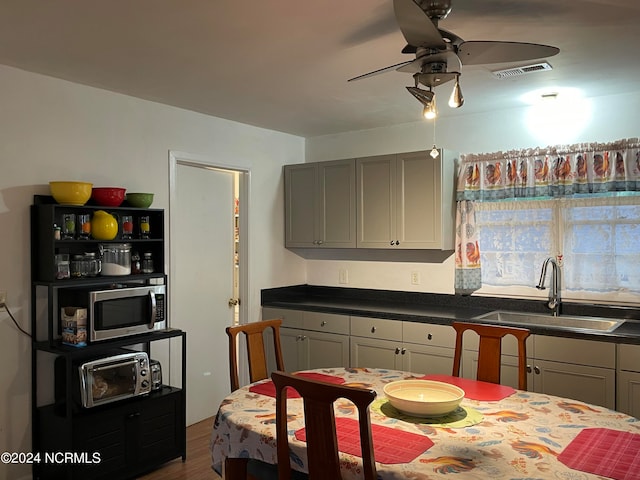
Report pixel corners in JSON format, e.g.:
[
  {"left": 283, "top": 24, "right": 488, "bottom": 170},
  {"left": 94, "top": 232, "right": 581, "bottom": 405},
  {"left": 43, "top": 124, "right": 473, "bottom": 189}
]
[{"left": 30, "top": 195, "right": 186, "bottom": 480}]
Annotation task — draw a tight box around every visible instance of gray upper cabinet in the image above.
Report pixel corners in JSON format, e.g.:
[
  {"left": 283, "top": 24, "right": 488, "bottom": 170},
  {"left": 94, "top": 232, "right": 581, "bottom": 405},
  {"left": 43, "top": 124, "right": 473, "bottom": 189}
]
[
  {"left": 357, "top": 150, "right": 456, "bottom": 249},
  {"left": 284, "top": 159, "right": 356, "bottom": 248},
  {"left": 285, "top": 150, "right": 456, "bottom": 251}
]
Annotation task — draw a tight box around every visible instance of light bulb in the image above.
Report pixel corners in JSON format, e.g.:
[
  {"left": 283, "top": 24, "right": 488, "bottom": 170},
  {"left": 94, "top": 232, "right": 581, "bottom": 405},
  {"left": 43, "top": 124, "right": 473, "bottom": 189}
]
[
  {"left": 430, "top": 145, "right": 439, "bottom": 158},
  {"left": 448, "top": 77, "right": 464, "bottom": 108},
  {"left": 422, "top": 95, "right": 437, "bottom": 119}
]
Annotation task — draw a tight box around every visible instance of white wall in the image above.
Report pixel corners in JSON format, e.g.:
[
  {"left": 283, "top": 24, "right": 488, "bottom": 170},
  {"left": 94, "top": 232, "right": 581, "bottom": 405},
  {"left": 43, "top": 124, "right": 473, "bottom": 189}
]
[
  {"left": 304, "top": 91, "right": 640, "bottom": 292},
  {"left": 0, "top": 64, "right": 306, "bottom": 479}
]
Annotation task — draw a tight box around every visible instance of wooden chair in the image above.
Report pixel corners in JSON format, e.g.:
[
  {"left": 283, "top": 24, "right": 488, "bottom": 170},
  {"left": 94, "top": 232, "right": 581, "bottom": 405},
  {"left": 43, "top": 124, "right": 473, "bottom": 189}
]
[
  {"left": 226, "top": 319, "right": 285, "bottom": 392},
  {"left": 451, "top": 321, "right": 531, "bottom": 390},
  {"left": 271, "top": 371, "right": 378, "bottom": 480}
]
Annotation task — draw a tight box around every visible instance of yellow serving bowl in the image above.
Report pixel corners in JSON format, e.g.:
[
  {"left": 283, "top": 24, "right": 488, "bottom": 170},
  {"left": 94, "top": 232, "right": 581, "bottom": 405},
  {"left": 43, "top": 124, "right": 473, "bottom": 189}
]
[
  {"left": 49, "top": 181, "right": 93, "bottom": 206},
  {"left": 383, "top": 379, "right": 465, "bottom": 417}
]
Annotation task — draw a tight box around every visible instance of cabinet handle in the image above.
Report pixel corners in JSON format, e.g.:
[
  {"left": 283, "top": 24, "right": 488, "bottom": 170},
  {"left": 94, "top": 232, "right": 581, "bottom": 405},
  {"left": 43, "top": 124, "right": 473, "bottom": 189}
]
[
  {"left": 370, "top": 326, "right": 376, "bottom": 334},
  {"left": 127, "top": 412, "right": 141, "bottom": 419},
  {"left": 321, "top": 321, "right": 327, "bottom": 327},
  {"left": 395, "top": 347, "right": 400, "bottom": 354},
  {"left": 395, "top": 240, "right": 400, "bottom": 245},
  {"left": 317, "top": 240, "right": 324, "bottom": 245},
  {"left": 401, "top": 348, "right": 406, "bottom": 355},
  {"left": 534, "top": 366, "right": 541, "bottom": 375},
  {"left": 526, "top": 365, "right": 532, "bottom": 374},
  {"left": 301, "top": 335, "right": 307, "bottom": 341},
  {"left": 427, "top": 333, "right": 433, "bottom": 340},
  {"left": 389, "top": 241, "right": 394, "bottom": 246}
]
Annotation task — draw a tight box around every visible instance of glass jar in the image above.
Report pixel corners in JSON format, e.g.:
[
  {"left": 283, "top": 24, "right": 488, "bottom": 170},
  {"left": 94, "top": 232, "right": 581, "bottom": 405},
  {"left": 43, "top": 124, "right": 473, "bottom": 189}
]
[
  {"left": 99, "top": 243, "right": 132, "bottom": 276},
  {"left": 55, "top": 260, "right": 70, "bottom": 279},
  {"left": 131, "top": 251, "right": 141, "bottom": 275},
  {"left": 71, "top": 254, "right": 86, "bottom": 278},
  {"left": 84, "top": 252, "right": 101, "bottom": 277},
  {"left": 141, "top": 252, "right": 154, "bottom": 274}
]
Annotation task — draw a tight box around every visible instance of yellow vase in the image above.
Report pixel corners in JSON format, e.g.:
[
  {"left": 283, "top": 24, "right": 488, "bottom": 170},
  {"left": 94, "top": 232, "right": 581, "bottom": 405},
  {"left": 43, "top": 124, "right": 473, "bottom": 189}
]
[{"left": 91, "top": 210, "right": 118, "bottom": 240}]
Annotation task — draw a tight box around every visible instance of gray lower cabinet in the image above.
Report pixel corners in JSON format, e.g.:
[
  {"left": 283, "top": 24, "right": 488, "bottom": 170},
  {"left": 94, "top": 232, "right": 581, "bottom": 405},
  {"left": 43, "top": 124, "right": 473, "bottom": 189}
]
[
  {"left": 263, "top": 308, "right": 350, "bottom": 373},
  {"left": 349, "top": 317, "right": 455, "bottom": 375},
  {"left": 462, "top": 334, "right": 616, "bottom": 409},
  {"left": 617, "top": 344, "right": 640, "bottom": 417},
  {"left": 264, "top": 307, "right": 626, "bottom": 410}
]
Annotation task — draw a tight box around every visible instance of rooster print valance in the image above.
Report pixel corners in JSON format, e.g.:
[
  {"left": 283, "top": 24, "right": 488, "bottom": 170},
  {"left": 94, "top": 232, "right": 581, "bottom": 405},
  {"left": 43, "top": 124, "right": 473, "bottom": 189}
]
[{"left": 456, "top": 138, "right": 640, "bottom": 201}]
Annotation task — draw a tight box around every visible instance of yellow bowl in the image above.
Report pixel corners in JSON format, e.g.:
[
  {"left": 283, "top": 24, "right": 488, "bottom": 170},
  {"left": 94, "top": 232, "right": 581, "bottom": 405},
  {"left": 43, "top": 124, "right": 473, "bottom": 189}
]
[
  {"left": 49, "top": 181, "right": 93, "bottom": 206},
  {"left": 383, "top": 380, "right": 465, "bottom": 417}
]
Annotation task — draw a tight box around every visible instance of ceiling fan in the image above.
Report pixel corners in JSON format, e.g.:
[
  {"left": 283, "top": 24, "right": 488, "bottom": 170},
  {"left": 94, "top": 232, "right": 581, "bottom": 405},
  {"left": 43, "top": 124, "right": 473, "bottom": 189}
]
[{"left": 349, "top": 0, "right": 560, "bottom": 114}]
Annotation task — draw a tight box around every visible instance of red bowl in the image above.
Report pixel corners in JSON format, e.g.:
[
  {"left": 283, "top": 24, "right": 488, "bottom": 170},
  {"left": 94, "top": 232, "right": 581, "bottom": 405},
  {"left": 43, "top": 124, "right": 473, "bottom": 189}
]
[{"left": 91, "top": 187, "right": 126, "bottom": 207}]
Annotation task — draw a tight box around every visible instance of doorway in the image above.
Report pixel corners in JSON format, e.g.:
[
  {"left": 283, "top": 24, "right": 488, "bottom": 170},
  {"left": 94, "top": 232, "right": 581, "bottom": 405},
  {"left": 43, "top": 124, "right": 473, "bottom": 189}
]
[{"left": 168, "top": 151, "right": 249, "bottom": 425}]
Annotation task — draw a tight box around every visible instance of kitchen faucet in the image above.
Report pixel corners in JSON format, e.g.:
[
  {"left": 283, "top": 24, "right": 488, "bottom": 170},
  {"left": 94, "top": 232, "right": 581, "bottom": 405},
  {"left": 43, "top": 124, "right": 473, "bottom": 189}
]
[{"left": 536, "top": 257, "right": 561, "bottom": 316}]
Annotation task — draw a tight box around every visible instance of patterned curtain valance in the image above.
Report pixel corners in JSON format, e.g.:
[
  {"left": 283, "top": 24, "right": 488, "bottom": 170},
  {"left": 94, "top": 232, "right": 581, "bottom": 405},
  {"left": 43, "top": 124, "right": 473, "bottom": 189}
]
[{"left": 456, "top": 138, "right": 640, "bottom": 201}]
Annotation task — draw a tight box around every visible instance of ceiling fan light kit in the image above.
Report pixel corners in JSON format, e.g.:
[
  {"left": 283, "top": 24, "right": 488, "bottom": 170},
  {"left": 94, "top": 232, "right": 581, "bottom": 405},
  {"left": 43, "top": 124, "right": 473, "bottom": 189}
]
[
  {"left": 349, "top": 0, "right": 559, "bottom": 118},
  {"left": 448, "top": 75, "right": 464, "bottom": 108}
]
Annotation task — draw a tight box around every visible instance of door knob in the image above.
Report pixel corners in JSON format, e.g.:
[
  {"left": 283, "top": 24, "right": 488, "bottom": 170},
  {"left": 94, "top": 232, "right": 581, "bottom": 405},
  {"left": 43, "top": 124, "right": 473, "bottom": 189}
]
[{"left": 228, "top": 298, "right": 240, "bottom": 307}]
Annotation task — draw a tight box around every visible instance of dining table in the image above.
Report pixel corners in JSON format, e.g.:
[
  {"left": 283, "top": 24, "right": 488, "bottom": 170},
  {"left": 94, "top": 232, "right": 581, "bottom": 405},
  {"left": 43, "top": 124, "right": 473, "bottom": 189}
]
[{"left": 210, "top": 367, "right": 640, "bottom": 479}]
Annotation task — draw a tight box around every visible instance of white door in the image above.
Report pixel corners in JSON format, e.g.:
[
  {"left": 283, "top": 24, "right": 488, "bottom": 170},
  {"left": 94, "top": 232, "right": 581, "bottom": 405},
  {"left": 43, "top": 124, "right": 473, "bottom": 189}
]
[{"left": 170, "top": 155, "right": 245, "bottom": 425}]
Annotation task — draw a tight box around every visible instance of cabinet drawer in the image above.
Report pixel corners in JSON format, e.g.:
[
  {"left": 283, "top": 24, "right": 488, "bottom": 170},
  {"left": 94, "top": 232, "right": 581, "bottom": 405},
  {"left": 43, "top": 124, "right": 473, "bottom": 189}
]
[
  {"left": 351, "top": 317, "right": 402, "bottom": 341},
  {"left": 303, "top": 311, "right": 350, "bottom": 335},
  {"left": 402, "top": 322, "right": 455, "bottom": 348},
  {"left": 262, "top": 308, "right": 303, "bottom": 328},
  {"left": 534, "top": 335, "right": 615, "bottom": 368},
  {"left": 618, "top": 343, "right": 640, "bottom": 372}
]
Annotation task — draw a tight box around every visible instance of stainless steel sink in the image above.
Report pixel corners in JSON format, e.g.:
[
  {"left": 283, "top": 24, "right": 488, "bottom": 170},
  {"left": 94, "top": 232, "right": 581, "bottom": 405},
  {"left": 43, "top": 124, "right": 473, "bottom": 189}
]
[{"left": 473, "top": 310, "right": 624, "bottom": 333}]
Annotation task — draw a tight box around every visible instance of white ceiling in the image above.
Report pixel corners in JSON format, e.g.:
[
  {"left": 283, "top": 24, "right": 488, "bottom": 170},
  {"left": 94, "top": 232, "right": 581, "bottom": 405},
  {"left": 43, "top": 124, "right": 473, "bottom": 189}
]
[{"left": 0, "top": 0, "right": 639, "bottom": 138}]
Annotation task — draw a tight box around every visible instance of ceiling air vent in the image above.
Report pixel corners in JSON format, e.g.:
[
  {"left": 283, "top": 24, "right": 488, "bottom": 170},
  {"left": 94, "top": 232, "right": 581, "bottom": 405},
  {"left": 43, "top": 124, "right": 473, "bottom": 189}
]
[{"left": 492, "top": 62, "right": 553, "bottom": 79}]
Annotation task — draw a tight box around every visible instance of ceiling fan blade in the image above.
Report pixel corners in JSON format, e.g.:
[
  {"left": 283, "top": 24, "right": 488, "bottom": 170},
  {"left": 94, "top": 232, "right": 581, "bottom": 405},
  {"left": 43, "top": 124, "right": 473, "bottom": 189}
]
[
  {"left": 348, "top": 60, "right": 414, "bottom": 82},
  {"left": 457, "top": 41, "right": 560, "bottom": 65},
  {"left": 393, "top": 0, "right": 446, "bottom": 49}
]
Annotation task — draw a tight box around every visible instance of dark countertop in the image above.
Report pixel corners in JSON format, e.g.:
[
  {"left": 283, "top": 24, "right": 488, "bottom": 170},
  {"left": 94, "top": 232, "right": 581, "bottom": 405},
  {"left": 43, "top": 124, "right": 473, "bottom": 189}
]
[{"left": 262, "top": 285, "right": 640, "bottom": 345}]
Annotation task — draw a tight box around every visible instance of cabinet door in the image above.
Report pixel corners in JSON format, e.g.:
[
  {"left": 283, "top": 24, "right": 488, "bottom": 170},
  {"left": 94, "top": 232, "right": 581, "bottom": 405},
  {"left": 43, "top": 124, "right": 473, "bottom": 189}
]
[
  {"left": 303, "top": 331, "right": 350, "bottom": 370},
  {"left": 285, "top": 163, "right": 318, "bottom": 247},
  {"left": 318, "top": 159, "right": 356, "bottom": 248},
  {"left": 278, "top": 327, "right": 306, "bottom": 373},
  {"left": 73, "top": 409, "right": 128, "bottom": 479},
  {"left": 356, "top": 155, "right": 396, "bottom": 248},
  {"left": 534, "top": 359, "right": 615, "bottom": 409},
  {"left": 396, "top": 151, "right": 442, "bottom": 248},
  {"left": 137, "top": 390, "right": 184, "bottom": 467},
  {"left": 617, "top": 371, "right": 640, "bottom": 418},
  {"left": 461, "top": 351, "right": 532, "bottom": 389},
  {"left": 402, "top": 343, "right": 454, "bottom": 376},
  {"left": 350, "top": 336, "right": 401, "bottom": 369}
]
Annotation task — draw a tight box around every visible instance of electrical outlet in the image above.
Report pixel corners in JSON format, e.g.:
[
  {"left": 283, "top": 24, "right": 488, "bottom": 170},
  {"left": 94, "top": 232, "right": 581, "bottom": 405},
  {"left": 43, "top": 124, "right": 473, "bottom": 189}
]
[
  {"left": 0, "top": 290, "right": 6, "bottom": 307},
  {"left": 339, "top": 269, "right": 349, "bottom": 284},
  {"left": 411, "top": 272, "right": 420, "bottom": 285}
]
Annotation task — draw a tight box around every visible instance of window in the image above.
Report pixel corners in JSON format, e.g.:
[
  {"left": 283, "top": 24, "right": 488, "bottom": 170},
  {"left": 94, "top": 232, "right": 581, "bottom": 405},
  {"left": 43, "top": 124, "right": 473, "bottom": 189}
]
[{"left": 475, "top": 195, "right": 640, "bottom": 305}]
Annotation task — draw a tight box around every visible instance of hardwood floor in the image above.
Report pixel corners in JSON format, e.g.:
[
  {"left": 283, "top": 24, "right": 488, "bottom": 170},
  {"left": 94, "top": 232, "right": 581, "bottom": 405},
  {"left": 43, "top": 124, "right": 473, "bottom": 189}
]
[{"left": 137, "top": 416, "right": 222, "bottom": 480}]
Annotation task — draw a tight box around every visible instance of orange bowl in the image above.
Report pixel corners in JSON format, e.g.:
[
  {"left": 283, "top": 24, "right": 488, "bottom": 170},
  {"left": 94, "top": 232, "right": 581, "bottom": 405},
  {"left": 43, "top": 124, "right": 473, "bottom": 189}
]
[{"left": 91, "top": 187, "right": 126, "bottom": 207}]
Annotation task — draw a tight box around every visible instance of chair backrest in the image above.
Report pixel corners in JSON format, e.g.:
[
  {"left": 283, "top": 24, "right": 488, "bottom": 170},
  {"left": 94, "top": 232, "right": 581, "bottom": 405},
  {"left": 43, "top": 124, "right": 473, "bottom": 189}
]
[
  {"left": 226, "top": 319, "right": 285, "bottom": 392},
  {"left": 271, "top": 371, "right": 378, "bottom": 480},
  {"left": 451, "top": 321, "right": 531, "bottom": 390}
]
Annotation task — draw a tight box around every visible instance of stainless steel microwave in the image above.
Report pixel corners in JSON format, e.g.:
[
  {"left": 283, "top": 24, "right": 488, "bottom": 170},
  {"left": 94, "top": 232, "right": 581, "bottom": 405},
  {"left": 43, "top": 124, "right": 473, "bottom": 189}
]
[{"left": 61, "top": 283, "right": 167, "bottom": 342}]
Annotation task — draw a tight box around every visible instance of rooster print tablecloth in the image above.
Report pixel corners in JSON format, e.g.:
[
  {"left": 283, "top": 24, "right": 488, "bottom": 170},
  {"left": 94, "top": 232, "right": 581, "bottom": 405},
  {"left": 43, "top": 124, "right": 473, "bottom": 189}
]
[{"left": 211, "top": 368, "right": 640, "bottom": 479}]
